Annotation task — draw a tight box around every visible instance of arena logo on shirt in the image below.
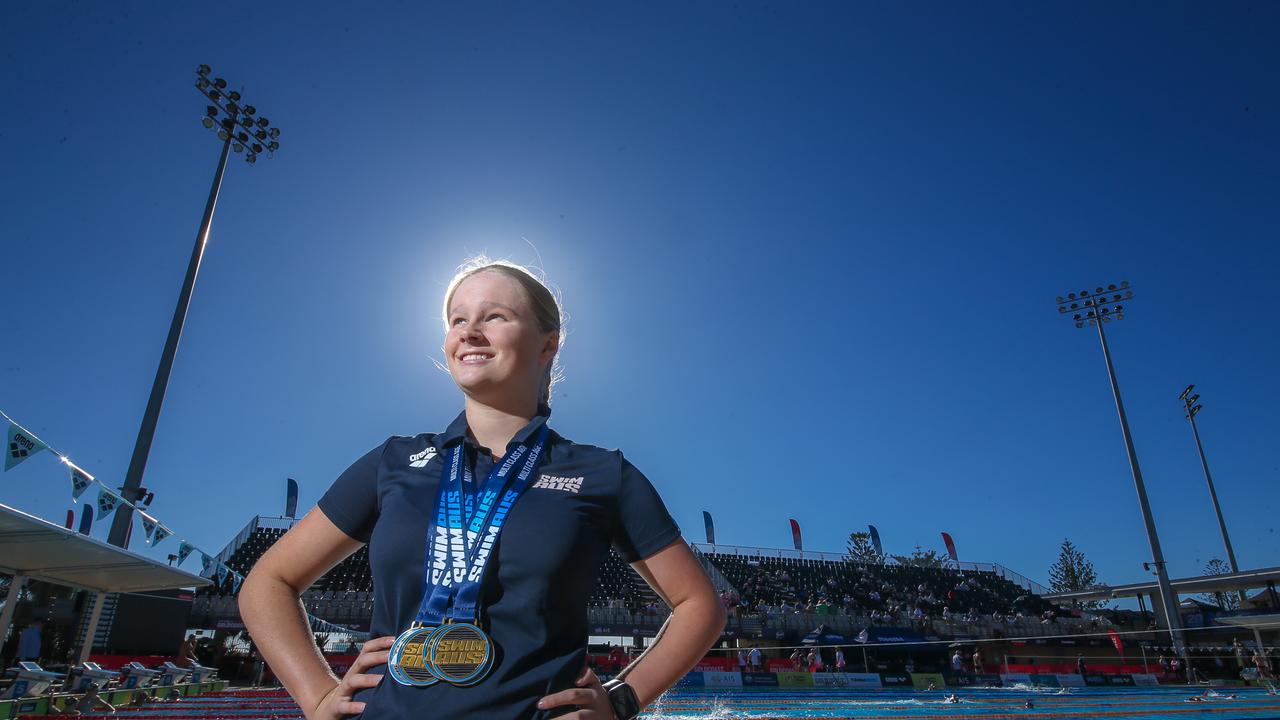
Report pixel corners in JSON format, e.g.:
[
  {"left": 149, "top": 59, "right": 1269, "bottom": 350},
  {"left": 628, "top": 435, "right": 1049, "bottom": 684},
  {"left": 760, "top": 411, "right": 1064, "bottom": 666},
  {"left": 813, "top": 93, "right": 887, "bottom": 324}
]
[
  {"left": 532, "top": 475, "right": 583, "bottom": 494},
  {"left": 409, "top": 446, "right": 438, "bottom": 468}
]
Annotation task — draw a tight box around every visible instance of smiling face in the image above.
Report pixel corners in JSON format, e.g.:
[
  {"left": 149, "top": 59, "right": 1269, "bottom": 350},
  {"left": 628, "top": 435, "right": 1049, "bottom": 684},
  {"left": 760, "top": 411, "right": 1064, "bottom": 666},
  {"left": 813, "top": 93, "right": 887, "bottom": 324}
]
[{"left": 444, "top": 270, "right": 558, "bottom": 410}]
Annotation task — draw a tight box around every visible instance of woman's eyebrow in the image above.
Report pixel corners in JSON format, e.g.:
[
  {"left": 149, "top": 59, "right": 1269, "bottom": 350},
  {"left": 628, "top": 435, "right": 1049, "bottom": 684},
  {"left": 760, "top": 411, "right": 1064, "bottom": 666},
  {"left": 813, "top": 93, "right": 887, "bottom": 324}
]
[{"left": 453, "top": 301, "right": 520, "bottom": 315}]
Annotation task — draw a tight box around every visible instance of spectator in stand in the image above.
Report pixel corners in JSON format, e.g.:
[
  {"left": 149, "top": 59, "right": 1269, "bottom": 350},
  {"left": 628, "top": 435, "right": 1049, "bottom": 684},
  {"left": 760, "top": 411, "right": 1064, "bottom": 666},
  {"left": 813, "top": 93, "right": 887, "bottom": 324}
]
[
  {"left": 790, "top": 649, "right": 804, "bottom": 671},
  {"left": 835, "top": 648, "right": 846, "bottom": 673},
  {"left": 737, "top": 649, "right": 747, "bottom": 673},
  {"left": 750, "top": 646, "right": 763, "bottom": 671},
  {"left": 951, "top": 650, "right": 964, "bottom": 677},
  {"left": 807, "top": 648, "right": 823, "bottom": 673},
  {"left": 16, "top": 620, "right": 42, "bottom": 662},
  {"left": 177, "top": 634, "right": 200, "bottom": 667},
  {"left": 1076, "top": 654, "right": 1086, "bottom": 676},
  {"left": 1233, "top": 639, "right": 1246, "bottom": 669},
  {"left": 971, "top": 648, "right": 983, "bottom": 674}
]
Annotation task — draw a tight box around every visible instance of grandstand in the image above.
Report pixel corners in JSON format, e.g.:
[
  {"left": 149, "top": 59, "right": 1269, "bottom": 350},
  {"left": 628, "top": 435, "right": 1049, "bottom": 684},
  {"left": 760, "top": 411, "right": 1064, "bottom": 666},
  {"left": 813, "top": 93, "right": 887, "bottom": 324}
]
[{"left": 192, "top": 515, "right": 1108, "bottom": 647}]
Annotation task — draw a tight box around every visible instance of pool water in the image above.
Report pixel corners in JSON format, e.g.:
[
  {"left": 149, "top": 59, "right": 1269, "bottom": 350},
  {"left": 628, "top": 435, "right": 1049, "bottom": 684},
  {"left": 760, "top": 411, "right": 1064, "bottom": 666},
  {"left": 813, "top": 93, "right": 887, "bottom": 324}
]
[{"left": 49, "top": 687, "right": 1280, "bottom": 720}]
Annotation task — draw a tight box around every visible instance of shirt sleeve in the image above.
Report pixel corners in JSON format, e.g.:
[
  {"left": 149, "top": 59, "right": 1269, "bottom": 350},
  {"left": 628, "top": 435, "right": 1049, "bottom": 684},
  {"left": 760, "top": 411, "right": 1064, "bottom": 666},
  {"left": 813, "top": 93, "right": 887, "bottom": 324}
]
[
  {"left": 317, "top": 440, "right": 387, "bottom": 543},
  {"left": 610, "top": 455, "right": 682, "bottom": 563}
]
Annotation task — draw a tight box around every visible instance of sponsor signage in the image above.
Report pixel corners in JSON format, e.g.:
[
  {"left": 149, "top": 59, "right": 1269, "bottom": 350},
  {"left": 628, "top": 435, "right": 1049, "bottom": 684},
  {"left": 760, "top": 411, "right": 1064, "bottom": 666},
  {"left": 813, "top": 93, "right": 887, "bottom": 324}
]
[
  {"left": 1000, "top": 673, "right": 1032, "bottom": 686},
  {"left": 953, "top": 673, "right": 1001, "bottom": 687},
  {"left": 910, "top": 672, "right": 946, "bottom": 689},
  {"left": 811, "top": 673, "right": 883, "bottom": 688},
  {"left": 776, "top": 672, "right": 814, "bottom": 688},
  {"left": 742, "top": 672, "right": 778, "bottom": 687},
  {"left": 1030, "top": 674, "right": 1061, "bottom": 687},
  {"left": 1107, "top": 674, "right": 1135, "bottom": 686},
  {"left": 880, "top": 673, "right": 913, "bottom": 687},
  {"left": 1055, "top": 674, "right": 1086, "bottom": 687},
  {"left": 703, "top": 671, "right": 743, "bottom": 688},
  {"left": 1084, "top": 674, "right": 1109, "bottom": 686},
  {"left": 1130, "top": 673, "right": 1159, "bottom": 686},
  {"left": 675, "top": 672, "right": 703, "bottom": 687}
]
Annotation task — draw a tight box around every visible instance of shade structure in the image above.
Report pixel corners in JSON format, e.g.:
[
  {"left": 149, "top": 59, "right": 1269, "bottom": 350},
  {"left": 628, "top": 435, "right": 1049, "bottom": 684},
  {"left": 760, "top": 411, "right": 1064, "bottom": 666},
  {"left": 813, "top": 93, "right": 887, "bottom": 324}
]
[{"left": 0, "top": 502, "right": 209, "bottom": 593}]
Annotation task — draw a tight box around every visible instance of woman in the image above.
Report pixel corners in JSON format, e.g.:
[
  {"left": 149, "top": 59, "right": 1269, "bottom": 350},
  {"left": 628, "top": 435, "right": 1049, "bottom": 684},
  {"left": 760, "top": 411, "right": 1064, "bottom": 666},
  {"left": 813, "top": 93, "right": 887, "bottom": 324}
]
[{"left": 240, "top": 259, "right": 725, "bottom": 719}]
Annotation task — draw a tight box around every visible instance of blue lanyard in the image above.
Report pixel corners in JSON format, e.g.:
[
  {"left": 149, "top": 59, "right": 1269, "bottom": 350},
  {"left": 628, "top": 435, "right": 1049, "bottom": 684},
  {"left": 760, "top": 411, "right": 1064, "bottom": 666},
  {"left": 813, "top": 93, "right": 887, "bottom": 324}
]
[{"left": 415, "top": 424, "right": 549, "bottom": 626}]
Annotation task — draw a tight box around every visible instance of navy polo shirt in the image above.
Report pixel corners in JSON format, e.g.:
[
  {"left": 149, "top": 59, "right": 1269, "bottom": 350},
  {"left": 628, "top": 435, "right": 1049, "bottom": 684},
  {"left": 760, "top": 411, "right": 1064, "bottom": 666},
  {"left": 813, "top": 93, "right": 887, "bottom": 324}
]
[{"left": 317, "top": 410, "right": 681, "bottom": 720}]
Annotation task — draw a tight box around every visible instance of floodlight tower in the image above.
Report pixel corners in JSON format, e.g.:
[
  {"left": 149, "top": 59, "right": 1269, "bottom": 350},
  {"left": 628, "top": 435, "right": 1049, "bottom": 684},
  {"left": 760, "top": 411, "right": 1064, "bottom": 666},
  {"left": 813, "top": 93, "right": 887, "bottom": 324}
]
[
  {"left": 107, "top": 65, "right": 281, "bottom": 548},
  {"left": 1054, "top": 282, "right": 1189, "bottom": 676}
]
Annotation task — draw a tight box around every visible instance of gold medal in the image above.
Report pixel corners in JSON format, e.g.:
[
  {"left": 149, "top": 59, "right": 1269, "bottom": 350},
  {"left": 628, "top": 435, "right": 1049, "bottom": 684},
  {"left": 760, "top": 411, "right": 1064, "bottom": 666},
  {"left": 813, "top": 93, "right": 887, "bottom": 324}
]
[
  {"left": 387, "top": 625, "right": 440, "bottom": 687},
  {"left": 425, "top": 622, "right": 494, "bottom": 686}
]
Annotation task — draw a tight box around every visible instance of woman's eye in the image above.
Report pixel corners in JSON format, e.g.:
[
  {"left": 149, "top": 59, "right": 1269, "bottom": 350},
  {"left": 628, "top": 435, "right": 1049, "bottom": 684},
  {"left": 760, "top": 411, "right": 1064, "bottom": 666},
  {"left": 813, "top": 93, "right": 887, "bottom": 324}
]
[
  {"left": 451, "top": 317, "right": 467, "bottom": 326},
  {"left": 485, "top": 313, "right": 505, "bottom": 322}
]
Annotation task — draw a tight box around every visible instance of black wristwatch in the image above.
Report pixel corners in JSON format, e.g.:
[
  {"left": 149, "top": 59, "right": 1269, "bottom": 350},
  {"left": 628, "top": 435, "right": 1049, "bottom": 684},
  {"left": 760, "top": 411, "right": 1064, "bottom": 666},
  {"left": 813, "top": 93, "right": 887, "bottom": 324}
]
[{"left": 603, "top": 679, "right": 641, "bottom": 720}]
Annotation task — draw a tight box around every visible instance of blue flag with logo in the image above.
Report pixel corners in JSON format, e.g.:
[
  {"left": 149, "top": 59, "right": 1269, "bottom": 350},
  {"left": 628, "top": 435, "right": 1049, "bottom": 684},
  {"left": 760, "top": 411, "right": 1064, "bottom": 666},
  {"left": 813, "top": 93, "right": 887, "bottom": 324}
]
[
  {"left": 141, "top": 514, "right": 157, "bottom": 542},
  {"left": 702, "top": 511, "right": 716, "bottom": 544},
  {"left": 868, "top": 525, "right": 883, "bottom": 556},
  {"left": 201, "top": 552, "right": 215, "bottom": 577},
  {"left": 177, "top": 541, "right": 195, "bottom": 566}
]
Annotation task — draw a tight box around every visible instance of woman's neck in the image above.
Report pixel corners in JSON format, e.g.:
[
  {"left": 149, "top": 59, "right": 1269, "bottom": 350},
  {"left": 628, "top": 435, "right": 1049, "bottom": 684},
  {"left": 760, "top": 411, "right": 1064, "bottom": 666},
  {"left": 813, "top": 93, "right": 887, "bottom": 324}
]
[{"left": 464, "top": 395, "right": 538, "bottom": 457}]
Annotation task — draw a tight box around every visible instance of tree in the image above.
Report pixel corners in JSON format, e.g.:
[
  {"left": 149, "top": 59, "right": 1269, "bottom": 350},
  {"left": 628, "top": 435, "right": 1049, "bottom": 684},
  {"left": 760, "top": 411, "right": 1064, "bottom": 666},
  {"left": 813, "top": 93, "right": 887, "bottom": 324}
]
[
  {"left": 1048, "top": 539, "right": 1103, "bottom": 609},
  {"left": 847, "top": 532, "right": 882, "bottom": 564},
  {"left": 1199, "top": 558, "right": 1240, "bottom": 611},
  {"left": 891, "top": 547, "right": 949, "bottom": 568}
]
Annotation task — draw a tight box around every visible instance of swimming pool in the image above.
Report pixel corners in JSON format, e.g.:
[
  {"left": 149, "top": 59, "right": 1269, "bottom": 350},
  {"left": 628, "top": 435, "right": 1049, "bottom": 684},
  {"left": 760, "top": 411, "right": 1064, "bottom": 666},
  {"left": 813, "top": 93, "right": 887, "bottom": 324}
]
[{"left": 50, "top": 687, "right": 1280, "bottom": 720}]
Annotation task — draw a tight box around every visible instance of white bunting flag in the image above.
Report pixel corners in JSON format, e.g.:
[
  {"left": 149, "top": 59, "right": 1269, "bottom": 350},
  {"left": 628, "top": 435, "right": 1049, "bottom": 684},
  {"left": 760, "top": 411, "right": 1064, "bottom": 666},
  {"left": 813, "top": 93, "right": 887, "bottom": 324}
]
[
  {"left": 150, "top": 524, "right": 172, "bottom": 547},
  {"left": 96, "top": 487, "right": 121, "bottom": 518},
  {"left": 70, "top": 466, "right": 93, "bottom": 500},
  {"left": 6, "top": 422, "right": 48, "bottom": 471},
  {"left": 141, "top": 514, "right": 158, "bottom": 542}
]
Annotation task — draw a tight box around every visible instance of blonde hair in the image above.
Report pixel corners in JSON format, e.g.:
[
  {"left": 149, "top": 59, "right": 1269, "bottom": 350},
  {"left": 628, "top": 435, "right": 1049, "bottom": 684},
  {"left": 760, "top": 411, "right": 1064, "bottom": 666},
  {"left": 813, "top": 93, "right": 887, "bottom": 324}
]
[{"left": 442, "top": 256, "right": 564, "bottom": 406}]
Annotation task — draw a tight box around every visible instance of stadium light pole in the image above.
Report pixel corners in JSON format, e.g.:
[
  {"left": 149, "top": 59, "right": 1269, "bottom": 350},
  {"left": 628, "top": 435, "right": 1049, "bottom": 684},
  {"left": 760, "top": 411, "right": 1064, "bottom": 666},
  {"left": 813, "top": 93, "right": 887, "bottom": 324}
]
[
  {"left": 1177, "top": 387, "right": 1261, "bottom": 650},
  {"left": 108, "top": 65, "right": 281, "bottom": 548},
  {"left": 1055, "top": 282, "right": 1190, "bottom": 677}
]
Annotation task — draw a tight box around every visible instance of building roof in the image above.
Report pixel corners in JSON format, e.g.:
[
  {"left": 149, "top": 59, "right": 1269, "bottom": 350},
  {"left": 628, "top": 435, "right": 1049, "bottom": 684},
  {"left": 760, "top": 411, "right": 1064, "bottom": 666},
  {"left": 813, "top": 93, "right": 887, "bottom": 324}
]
[
  {"left": 0, "top": 503, "right": 210, "bottom": 593},
  {"left": 1041, "top": 566, "right": 1280, "bottom": 604}
]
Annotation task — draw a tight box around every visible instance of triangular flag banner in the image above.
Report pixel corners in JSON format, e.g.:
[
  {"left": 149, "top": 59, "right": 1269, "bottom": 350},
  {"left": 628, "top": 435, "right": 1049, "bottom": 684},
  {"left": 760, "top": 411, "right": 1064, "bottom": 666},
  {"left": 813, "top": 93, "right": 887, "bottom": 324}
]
[
  {"left": 177, "top": 542, "right": 195, "bottom": 565},
  {"left": 150, "top": 524, "right": 172, "bottom": 547},
  {"left": 231, "top": 574, "right": 243, "bottom": 593},
  {"left": 70, "top": 467, "right": 93, "bottom": 500},
  {"left": 215, "top": 565, "right": 229, "bottom": 585},
  {"left": 96, "top": 487, "right": 121, "bottom": 518},
  {"left": 141, "top": 514, "right": 158, "bottom": 542},
  {"left": 6, "top": 422, "right": 48, "bottom": 471},
  {"left": 201, "top": 553, "right": 214, "bottom": 577}
]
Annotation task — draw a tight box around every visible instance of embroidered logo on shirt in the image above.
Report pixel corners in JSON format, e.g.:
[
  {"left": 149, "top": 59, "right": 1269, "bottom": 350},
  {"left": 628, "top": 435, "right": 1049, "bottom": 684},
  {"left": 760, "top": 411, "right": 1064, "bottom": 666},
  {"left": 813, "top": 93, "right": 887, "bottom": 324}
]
[
  {"left": 532, "top": 474, "right": 583, "bottom": 494},
  {"left": 409, "top": 446, "right": 438, "bottom": 468}
]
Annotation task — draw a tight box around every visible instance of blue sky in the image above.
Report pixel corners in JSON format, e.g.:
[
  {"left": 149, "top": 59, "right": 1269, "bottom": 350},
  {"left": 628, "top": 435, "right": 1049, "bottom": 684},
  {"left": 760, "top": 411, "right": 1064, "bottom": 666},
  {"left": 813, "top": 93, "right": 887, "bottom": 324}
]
[{"left": 2, "top": 1, "right": 1277, "bottom": 594}]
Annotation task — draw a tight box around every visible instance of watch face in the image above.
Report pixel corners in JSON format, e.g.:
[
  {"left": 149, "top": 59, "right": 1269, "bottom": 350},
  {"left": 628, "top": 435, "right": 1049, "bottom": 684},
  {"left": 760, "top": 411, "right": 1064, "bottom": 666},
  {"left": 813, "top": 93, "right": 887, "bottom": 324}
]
[{"left": 608, "top": 682, "right": 641, "bottom": 720}]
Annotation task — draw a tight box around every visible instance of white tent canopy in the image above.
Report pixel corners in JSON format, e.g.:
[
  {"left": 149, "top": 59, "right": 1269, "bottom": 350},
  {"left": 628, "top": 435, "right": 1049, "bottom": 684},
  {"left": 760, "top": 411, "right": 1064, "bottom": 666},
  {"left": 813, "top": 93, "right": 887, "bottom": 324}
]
[{"left": 0, "top": 502, "right": 210, "bottom": 662}]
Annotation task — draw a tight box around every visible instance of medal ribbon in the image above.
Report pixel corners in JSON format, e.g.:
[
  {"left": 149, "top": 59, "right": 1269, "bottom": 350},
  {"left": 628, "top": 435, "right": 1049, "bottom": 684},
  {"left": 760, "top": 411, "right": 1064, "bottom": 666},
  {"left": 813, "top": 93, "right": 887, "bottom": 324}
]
[{"left": 414, "top": 423, "right": 549, "bottom": 626}]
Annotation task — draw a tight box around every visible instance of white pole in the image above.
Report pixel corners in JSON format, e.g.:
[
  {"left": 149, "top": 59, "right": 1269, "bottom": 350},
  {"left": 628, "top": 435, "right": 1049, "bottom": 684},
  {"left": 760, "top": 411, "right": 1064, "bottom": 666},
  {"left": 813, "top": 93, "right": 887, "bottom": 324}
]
[
  {"left": 0, "top": 574, "right": 26, "bottom": 650},
  {"left": 78, "top": 593, "right": 107, "bottom": 663}
]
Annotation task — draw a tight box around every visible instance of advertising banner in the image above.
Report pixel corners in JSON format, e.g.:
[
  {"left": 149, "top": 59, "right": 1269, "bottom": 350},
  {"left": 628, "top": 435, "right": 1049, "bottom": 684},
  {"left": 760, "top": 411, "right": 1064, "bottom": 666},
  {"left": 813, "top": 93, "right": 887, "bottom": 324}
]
[
  {"left": 1055, "top": 674, "right": 1086, "bottom": 687},
  {"left": 776, "top": 672, "right": 814, "bottom": 688},
  {"left": 1000, "top": 673, "right": 1032, "bottom": 686},
  {"left": 845, "top": 673, "right": 884, "bottom": 689},
  {"left": 1083, "top": 674, "right": 1110, "bottom": 686},
  {"left": 1030, "top": 674, "right": 1061, "bottom": 687},
  {"left": 1106, "top": 674, "right": 1135, "bottom": 686},
  {"left": 742, "top": 672, "right": 779, "bottom": 687},
  {"left": 703, "top": 671, "right": 743, "bottom": 688},
  {"left": 910, "top": 673, "right": 946, "bottom": 689},
  {"left": 811, "top": 673, "right": 882, "bottom": 688},
  {"left": 1130, "top": 673, "right": 1159, "bottom": 686},
  {"left": 675, "top": 672, "right": 704, "bottom": 687},
  {"left": 880, "top": 673, "right": 913, "bottom": 687}
]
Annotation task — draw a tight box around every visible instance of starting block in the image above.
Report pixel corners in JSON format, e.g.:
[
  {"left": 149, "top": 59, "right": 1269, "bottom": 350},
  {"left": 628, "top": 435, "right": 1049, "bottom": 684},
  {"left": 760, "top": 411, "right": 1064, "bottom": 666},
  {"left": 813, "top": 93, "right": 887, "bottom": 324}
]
[
  {"left": 117, "top": 662, "right": 159, "bottom": 689},
  {"left": 156, "top": 662, "right": 192, "bottom": 687},
  {"left": 1, "top": 662, "right": 65, "bottom": 699},
  {"left": 189, "top": 663, "right": 218, "bottom": 684},
  {"left": 62, "top": 662, "right": 120, "bottom": 693}
]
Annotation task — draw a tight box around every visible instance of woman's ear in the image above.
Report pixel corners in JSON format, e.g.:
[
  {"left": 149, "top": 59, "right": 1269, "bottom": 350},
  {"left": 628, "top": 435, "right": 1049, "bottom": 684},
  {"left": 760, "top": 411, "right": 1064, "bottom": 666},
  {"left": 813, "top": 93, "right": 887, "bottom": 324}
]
[{"left": 540, "top": 330, "right": 560, "bottom": 363}]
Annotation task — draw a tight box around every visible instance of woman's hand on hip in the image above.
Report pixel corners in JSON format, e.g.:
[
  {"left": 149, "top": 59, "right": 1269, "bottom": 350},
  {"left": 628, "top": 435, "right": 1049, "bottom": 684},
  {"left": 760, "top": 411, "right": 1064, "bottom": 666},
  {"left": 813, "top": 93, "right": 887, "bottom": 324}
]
[
  {"left": 310, "top": 636, "right": 393, "bottom": 720},
  {"left": 536, "top": 666, "right": 614, "bottom": 719}
]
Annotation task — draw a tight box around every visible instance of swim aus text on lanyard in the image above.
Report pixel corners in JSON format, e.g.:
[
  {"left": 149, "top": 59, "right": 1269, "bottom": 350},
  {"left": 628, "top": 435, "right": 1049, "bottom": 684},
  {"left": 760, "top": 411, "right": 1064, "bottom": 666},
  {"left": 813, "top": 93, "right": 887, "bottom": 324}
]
[{"left": 388, "top": 422, "right": 549, "bottom": 688}]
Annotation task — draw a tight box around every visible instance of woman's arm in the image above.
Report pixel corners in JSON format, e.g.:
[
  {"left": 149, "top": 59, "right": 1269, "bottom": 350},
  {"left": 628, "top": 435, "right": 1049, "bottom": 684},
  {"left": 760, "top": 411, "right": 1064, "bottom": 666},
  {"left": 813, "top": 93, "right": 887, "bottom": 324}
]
[
  {"left": 622, "top": 539, "right": 727, "bottom": 706},
  {"left": 238, "top": 508, "right": 373, "bottom": 717}
]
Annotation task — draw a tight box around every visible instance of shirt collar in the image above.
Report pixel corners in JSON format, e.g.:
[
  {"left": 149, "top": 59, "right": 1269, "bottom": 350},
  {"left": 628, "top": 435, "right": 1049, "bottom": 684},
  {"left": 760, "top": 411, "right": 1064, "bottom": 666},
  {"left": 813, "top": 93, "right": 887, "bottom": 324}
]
[{"left": 438, "top": 404, "right": 552, "bottom": 452}]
